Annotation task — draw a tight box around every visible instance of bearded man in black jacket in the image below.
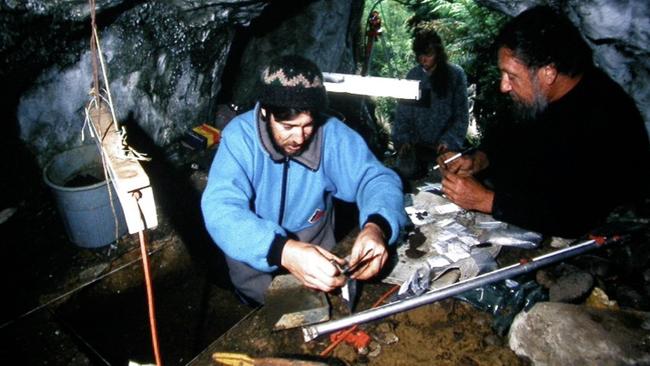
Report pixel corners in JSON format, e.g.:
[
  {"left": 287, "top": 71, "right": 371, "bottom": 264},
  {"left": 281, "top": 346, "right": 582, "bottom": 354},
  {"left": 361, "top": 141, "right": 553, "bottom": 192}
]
[{"left": 437, "top": 6, "right": 650, "bottom": 238}]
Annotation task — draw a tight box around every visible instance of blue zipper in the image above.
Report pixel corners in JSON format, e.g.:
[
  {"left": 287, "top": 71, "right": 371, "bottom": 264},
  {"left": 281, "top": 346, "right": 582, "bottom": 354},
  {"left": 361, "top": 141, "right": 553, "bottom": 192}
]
[{"left": 278, "top": 157, "right": 289, "bottom": 225}]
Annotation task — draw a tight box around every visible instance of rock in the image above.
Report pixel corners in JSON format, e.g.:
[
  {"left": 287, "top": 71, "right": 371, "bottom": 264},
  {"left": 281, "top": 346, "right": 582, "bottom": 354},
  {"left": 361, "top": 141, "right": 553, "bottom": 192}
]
[
  {"left": 367, "top": 341, "right": 382, "bottom": 358},
  {"left": 548, "top": 236, "right": 573, "bottom": 248},
  {"left": 585, "top": 287, "right": 619, "bottom": 310},
  {"left": 372, "top": 323, "right": 399, "bottom": 345},
  {"left": 570, "top": 254, "right": 612, "bottom": 278},
  {"left": 549, "top": 271, "right": 594, "bottom": 303},
  {"left": 609, "top": 243, "right": 650, "bottom": 278},
  {"left": 535, "top": 269, "right": 555, "bottom": 289},
  {"left": 536, "top": 264, "right": 594, "bottom": 303},
  {"left": 614, "top": 285, "right": 648, "bottom": 310},
  {"left": 0, "top": 207, "right": 17, "bottom": 224},
  {"left": 508, "top": 302, "right": 650, "bottom": 365}
]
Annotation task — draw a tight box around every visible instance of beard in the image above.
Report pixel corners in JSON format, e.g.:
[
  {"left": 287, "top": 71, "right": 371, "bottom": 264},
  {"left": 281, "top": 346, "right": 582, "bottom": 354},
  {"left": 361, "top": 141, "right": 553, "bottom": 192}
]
[
  {"left": 267, "top": 126, "right": 310, "bottom": 157},
  {"left": 510, "top": 76, "right": 549, "bottom": 123}
]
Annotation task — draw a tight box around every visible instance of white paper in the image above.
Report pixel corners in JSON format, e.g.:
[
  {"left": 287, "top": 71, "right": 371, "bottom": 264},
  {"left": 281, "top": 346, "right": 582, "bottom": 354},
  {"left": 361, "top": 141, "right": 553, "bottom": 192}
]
[
  {"left": 405, "top": 206, "right": 435, "bottom": 225},
  {"left": 434, "top": 202, "right": 462, "bottom": 214}
]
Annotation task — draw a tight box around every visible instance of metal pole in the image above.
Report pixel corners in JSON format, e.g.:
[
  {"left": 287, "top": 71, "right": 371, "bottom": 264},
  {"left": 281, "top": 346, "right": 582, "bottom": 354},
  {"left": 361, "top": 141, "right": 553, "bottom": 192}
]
[{"left": 303, "top": 237, "right": 617, "bottom": 341}]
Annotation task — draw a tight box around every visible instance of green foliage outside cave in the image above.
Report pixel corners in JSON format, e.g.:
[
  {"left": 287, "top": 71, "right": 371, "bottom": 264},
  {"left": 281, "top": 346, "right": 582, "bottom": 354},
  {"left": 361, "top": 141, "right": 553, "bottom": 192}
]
[{"left": 362, "top": 0, "right": 508, "bottom": 148}]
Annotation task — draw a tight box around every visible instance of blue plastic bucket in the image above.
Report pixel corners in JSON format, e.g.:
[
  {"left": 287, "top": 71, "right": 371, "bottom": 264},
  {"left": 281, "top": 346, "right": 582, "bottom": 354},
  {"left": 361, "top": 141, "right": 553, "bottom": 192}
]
[{"left": 43, "top": 144, "right": 127, "bottom": 248}]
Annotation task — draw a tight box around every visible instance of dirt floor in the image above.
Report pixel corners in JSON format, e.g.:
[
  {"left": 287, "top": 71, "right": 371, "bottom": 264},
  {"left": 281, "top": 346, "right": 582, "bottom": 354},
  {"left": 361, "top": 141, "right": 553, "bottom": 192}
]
[{"left": 192, "top": 283, "right": 529, "bottom": 366}]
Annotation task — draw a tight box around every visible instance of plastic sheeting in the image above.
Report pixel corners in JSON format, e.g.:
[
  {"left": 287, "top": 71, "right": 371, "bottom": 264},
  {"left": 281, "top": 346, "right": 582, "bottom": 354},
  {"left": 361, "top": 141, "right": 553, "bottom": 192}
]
[{"left": 386, "top": 188, "right": 543, "bottom": 288}]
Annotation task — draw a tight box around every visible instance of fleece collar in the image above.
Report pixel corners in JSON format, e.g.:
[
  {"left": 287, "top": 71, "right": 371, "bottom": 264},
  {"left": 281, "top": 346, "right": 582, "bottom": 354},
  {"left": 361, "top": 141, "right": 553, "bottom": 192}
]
[{"left": 256, "top": 104, "right": 323, "bottom": 171}]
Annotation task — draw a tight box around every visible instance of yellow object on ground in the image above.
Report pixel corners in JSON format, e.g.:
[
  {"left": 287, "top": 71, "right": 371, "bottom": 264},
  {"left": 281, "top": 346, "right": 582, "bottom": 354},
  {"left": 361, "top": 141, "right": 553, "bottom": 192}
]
[
  {"left": 212, "top": 352, "right": 328, "bottom": 366},
  {"left": 182, "top": 123, "right": 221, "bottom": 150},
  {"left": 585, "top": 286, "right": 619, "bottom": 310}
]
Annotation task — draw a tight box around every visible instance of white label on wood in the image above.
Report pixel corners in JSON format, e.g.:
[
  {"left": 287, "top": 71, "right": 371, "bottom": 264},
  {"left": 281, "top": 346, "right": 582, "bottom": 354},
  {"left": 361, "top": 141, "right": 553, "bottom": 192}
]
[
  {"left": 323, "top": 72, "right": 421, "bottom": 100},
  {"left": 88, "top": 104, "right": 158, "bottom": 233}
]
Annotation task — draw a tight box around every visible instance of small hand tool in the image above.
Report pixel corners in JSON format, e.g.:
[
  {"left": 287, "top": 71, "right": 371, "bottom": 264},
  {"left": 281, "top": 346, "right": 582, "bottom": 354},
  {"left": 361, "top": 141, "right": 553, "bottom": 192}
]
[
  {"left": 330, "top": 258, "right": 356, "bottom": 313},
  {"left": 268, "top": 274, "right": 330, "bottom": 331},
  {"left": 340, "top": 279, "right": 356, "bottom": 313},
  {"left": 331, "top": 249, "right": 379, "bottom": 313}
]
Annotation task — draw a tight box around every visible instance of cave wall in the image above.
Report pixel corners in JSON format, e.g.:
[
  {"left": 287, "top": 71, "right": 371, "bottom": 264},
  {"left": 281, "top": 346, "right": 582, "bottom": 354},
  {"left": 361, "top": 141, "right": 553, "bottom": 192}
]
[
  {"left": 2, "top": 0, "right": 648, "bottom": 169},
  {"left": 229, "top": 1, "right": 364, "bottom": 108},
  {"left": 1, "top": 0, "right": 363, "bottom": 166}
]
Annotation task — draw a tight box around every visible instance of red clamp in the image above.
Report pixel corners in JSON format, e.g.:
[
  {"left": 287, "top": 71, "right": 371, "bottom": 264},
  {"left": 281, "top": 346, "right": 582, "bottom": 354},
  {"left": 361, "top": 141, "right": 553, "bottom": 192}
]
[
  {"left": 589, "top": 235, "right": 621, "bottom": 246},
  {"left": 590, "top": 235, "right": 606, "bottom": 246},
  {"left": 330, "top": 329, "right": 371, "bottom": 350}
]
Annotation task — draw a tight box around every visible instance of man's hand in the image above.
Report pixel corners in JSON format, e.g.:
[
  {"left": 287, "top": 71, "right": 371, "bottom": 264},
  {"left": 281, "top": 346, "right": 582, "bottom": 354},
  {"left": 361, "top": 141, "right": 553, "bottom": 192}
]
[
  {"left": 441, "top": 171, "right": 495, "bottom": 213},
  {"left": 348, "top": 222, "right": 388, "bottom": 280},
  {"left": 281, "top": 240, "right": 346, "bottom": 292}
]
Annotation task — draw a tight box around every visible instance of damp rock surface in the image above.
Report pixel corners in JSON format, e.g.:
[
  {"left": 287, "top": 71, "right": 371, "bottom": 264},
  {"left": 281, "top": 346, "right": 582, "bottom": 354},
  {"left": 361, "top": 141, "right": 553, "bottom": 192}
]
[{"left": 508, "top": 301, "right": 650, "bottom": 366}]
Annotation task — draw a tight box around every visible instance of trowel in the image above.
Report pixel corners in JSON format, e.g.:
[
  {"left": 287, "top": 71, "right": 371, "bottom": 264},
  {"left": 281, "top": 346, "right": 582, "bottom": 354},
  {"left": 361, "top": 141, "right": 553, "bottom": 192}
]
[
  {"left": 267, "top": 251, "right": 377, "bottom": 330},
  {"left": 267, "top": 274, "right": 330, "bottom": 331}
]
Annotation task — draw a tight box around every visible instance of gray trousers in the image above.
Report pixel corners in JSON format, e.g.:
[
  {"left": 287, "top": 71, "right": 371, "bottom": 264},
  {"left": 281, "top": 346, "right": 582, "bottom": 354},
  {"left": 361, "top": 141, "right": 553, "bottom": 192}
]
[{"left": 225, "top": 209, "right": 336, "bottom": 305}]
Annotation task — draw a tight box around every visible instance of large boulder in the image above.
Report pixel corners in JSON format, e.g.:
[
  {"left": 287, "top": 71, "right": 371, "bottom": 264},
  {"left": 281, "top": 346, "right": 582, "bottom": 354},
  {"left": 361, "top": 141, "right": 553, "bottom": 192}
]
[{"left": 508, "top": 301, "right": 650, "bottom": 365}]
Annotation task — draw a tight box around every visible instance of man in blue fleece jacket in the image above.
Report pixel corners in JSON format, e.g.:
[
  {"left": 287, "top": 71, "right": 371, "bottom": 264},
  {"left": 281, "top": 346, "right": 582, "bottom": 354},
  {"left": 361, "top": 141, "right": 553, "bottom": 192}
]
[{"left": 201, "top": 55, "right": 408, "bottom": 305}]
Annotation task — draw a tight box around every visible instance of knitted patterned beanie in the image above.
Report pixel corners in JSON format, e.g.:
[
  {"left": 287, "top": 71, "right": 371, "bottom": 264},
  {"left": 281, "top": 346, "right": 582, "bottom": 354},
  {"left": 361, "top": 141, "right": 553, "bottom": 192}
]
[{"left": 258, "top": 55, "right": 328, "bottom": 111}]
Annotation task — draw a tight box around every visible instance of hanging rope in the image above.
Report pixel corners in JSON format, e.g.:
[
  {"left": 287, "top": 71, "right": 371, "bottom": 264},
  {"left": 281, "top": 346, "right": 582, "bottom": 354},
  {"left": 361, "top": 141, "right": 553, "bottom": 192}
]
[
  {"left": 86, "top": 0, "right": 150, "bottom": 162},
  {"left": 89, "top": 0, "right": 100, "bottom": 109},
  {"left": 86, "top": 1, "right": 162, "bottom": 365},
  {"left": 86, "top": 0, "right": 121, "bottom": 253}
]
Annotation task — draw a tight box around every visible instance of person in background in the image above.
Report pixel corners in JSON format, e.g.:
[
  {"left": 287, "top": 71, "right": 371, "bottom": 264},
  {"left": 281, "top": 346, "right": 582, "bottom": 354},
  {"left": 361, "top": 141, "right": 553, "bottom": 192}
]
[
  {"left": 201, "top": 55, "right": 407, "bottom": 305},
  {"left": 438, "top": 6, "right": 650, "bottom": 238},
  {"left": 392, "top": 28, "right": 469, "bottom": 180}
]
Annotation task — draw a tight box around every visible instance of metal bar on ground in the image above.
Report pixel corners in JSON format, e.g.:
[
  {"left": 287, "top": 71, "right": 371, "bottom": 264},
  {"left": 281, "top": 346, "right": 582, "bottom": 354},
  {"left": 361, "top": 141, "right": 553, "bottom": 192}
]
[{"left": 302, "top": 236, "right": 623, "bottom": 342}]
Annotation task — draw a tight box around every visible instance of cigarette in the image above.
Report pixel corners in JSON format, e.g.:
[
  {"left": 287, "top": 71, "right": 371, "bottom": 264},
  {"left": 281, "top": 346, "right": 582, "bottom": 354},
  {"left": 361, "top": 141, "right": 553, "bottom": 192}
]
[{"left": 432, "top": 152, "right": 462, "bottom": 171}]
